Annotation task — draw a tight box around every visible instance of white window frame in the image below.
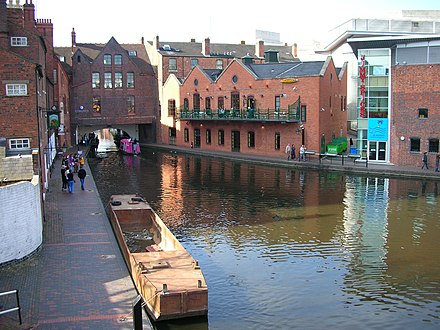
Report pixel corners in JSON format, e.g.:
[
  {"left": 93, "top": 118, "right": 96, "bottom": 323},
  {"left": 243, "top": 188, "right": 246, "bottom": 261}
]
[
  {"left": 6, "top": 83, "right": 27, "bottom": 96},
  {"left": 11, "top": 37, "right": 28, "bottom": 46},
  {"left": 9, "top": 138, "right": 30, "bottom": 150}
]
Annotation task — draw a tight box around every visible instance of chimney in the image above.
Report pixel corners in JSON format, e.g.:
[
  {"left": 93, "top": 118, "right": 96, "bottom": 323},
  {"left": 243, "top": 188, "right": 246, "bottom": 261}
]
[
  {"left": 36, "top": 19, "right": 53, "bottom": 49},
  {"left": 240, "top": 40, "right": 245, "bottom": 45},
  {"left": 153, "top": 35, "right": 159, "bottom": 49},
  {"left": 71, "top": 27, "right": 76, "bottom": 53},
  {"left": 190, "top": 38, "right": 196, "bottom": 43},
  {"left": 293, "top": 43, "right": 298, "bottom": 58},
  {"left": 141, "top": 36, "right": 144, "bottom": 45},
  {"left": 255, "top": 39, "right": 264, "bottom": 58},
  {"left": 0, "top": 0, "right": 8, "bottom": 49},
  {"left": 202, "top": 37, "right": 210, "bottom": 56},
  {"left": 23, "top": 0, "right": 35, "bottom": 30}
]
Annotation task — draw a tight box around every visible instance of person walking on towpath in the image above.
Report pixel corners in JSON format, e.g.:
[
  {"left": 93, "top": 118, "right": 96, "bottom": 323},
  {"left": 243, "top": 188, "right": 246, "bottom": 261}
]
[
  {"left": 285, "top": 143, "right": 291, "bottom": 160},
  {"left": 291, "top": 143, "right": 296, "bottom": 160},
  {"left": 61, "top": 164, "right": 68, "bottom": 191},
  {"left": 422, "top": 151, "right": 429, "bottom": 170},
  {"left": 66, "top": 169, "right": 75, "bottom": 193},
  {"left": 77, "top": 167, "right": 87, "bottom": 191}
]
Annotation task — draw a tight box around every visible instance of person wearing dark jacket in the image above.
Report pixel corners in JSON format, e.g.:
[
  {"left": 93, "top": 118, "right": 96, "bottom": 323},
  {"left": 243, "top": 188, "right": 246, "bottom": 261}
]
[
  {"left": 77, "top": 167, "right": 87, "bottom": 190},
  {"left": 61, "top": 165, "right": 68, "bottom": 190},
  {"left": 66, "top": 170, "right": 75, "bottom": 193}
]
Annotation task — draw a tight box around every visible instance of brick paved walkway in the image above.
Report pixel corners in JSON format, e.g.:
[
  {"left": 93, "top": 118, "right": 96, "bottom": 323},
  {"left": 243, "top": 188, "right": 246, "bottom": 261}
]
[{"left": 0, "top": 151, "right": 151, "bottom": 329}]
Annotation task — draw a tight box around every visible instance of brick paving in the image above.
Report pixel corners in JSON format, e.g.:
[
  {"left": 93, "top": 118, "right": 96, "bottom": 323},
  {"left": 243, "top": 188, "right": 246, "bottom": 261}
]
[{"left": 0, "top": 150, "right": 151, "bottom": 329}]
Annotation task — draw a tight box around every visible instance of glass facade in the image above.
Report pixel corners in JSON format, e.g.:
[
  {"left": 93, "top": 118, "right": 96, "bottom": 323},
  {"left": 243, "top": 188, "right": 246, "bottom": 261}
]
[{"left": 356, "top": 49, "right": 390, "bottom": 162}]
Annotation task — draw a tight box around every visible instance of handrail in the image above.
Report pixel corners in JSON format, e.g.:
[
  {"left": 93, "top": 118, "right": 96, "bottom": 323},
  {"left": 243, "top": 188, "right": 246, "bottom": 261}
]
[
  {"left": 0, "top": 289, "right": 22, "bottom": 325},
  {"left": 178, "top": 108, "right": 301, "bottom": 121}
]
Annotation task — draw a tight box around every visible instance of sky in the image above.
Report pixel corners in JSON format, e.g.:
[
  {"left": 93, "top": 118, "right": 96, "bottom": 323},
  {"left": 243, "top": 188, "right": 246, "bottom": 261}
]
[{"left": 33, "top": 0, "right": 439, "bottom": 48}]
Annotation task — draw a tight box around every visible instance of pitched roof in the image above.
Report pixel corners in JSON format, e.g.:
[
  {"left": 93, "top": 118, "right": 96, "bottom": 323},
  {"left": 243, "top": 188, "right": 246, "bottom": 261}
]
[
  {"left": 246, "top": 61, "right": 326, "bottom": 79},
  {"left": 150, "top": 40, "right": 297, "bottom": 62},
  {"left": 54, "top": 40, "right": 153, "bottom": 74}
]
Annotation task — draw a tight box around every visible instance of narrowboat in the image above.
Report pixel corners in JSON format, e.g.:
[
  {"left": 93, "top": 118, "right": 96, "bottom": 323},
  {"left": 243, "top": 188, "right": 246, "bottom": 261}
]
[
  {"left": 119, "top": 138, "right": 140, "bottom": 155},
  {"left": 109, "top": 195, "right": 208, "bottom": 321}
]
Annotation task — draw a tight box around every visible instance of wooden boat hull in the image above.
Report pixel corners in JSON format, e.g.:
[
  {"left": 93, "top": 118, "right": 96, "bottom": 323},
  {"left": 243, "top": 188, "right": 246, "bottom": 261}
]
[{"left": 109, "top": 195, "right": 208, "bottom": 321}]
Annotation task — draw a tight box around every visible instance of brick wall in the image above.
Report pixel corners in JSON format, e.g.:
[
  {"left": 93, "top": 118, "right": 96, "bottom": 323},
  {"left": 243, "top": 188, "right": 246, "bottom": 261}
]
[
  {"left": 0, "top": 177, "right": 43, "bottom": 264},
  {"left": 391, "top": 64, "right": 440, "bottom": 167}
]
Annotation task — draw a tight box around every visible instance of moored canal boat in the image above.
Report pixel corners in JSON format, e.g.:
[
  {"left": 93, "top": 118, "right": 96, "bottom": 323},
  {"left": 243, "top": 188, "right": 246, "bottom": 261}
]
[{"left": 109, "top": 194, "right": 208, "bottom": 321}]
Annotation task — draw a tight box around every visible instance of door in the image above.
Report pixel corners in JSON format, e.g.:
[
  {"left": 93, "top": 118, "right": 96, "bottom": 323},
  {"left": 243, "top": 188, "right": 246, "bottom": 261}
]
[
  {"left": 194, "top": 129, "right": 201, "bottom": 148},
  {"left": 368, "top": 141, "right": 386, "bottom": 161},
  {"left": 231, "top": 131, "right": 240, "bottom": 152}
]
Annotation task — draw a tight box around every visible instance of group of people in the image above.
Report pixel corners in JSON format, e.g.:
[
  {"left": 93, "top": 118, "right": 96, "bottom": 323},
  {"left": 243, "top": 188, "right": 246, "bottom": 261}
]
[
  {"left": 422, "top": 152, "right": 440, "bottom": 172},
  {"left": 285, "top": 143, "right": 307, "bottom": 161},
  {"left": 61, "top": 153, "right": 87, "bottom": 193}
]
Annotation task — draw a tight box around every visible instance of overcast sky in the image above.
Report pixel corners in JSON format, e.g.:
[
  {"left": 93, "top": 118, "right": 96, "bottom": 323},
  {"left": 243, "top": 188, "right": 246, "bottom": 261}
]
[{"left": 33, "top": 0, "right": 439, "bottom": 47}]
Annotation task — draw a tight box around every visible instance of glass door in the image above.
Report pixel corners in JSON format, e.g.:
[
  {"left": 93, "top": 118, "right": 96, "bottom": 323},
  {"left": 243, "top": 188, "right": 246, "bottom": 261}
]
[{"left": 369, "top": 141, "right": 386, "bottom": 161}]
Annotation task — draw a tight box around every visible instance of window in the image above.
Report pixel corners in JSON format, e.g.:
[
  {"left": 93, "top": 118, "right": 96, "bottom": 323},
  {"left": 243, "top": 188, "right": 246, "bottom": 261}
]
[
  {"left": 275, "top": 132, "right": 281, "bottom": 150},
  {"left": 193, "top": 93, "right": 200, "bottom": 110},
  {"left": 205, "top": 97, "right": 211, "bottom": 111},
  {"left": 104, "top": 54, "right": 112, "bottom": 65},
  {"left": 169, "top": 127, "right": 177, "bottom": 138},
  {"left": 9, "top": 138, "right": 30, "bottom": 150},
  {"left": 92, "top": 96, "right": 101, "bottom": 113},
  {"left": 104, "top": 72, "right": 112, "bottom": 88},
  {"left": 168, "top": 99, "right": 176, "bottom": 116},
  {"left": 218, "top": 129, "right": 225, "bottom": 145},
  {"left": 216, "top": 59, "right": 223, "bottom": 69},
  {"left": 6, "top": 83, "right": 27, "bottom": 96},
  {"left": 114, "top": 54, "right": 122, "bottom": 65},
  {"left": 183, "top": 98, "right": 189, "bottom": 110},
  {"left": 127, "top": 96, "right": 135, "bottom": 113},
  {"left": 418, "top": 108, "right": 428, "bottom": 119},
  {"left": 206, "top": 129, "right": 211, "bottom": 144},
  {"left": 92, "top": 72, "right": 100, "bottom": 88},
  {"left": 300, "top": 104, "right": 307, "bottom": 122},
  {"left": 275, "top": 95, "right": 281, "bottom": 111},
  {"left": 169, "top": 58, "right": 177, "bottom": 71},
  {"left": 128, "top": 50, "right": 137, "bottom": 57},
  {"left": 248, "top": 131, "right": 255, "bottom": 148},
  {"left": 184, "top": 128, "right": 189, "bottom": 142},
  {"left": 429, "top": 138, "right": 439, "bottom": 153},
  {"left": 77, "top": 55, "right": 81, "bottom": 63},
  {"left": 127, "top": 72, "right": 134, "bottom": 88},
  {"left": 231, "top": 92, "right": 240, "bottom": 110},
  {"left": 115, "top": 72, "right": 123, "bottom": 88},
  {"left": 410, "top": 137, "right": 420, "bottom": 152},
  {"left": 218, "top": 96, "right": 224, "bottom": 110},
  {"left": 191, "top": 59, "right": 198, "bottom": 68},
  {"left": 11, "top": 37, "right": 27, "bottom": 46},
  {"left": 232, "top": 75, "right": 238, "bottom": 83}
]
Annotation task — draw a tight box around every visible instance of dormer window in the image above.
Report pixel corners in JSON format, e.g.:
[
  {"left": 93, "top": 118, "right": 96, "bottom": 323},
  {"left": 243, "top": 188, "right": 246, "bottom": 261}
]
[{"left": 128, "top": 50, "right": 137, "bottom": 57}]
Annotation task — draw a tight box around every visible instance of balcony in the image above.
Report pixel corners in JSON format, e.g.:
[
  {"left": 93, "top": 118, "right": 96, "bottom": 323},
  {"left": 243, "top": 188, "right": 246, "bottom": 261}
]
[{"left": 177, "top": 108, "right": 301, "bottom": 122}]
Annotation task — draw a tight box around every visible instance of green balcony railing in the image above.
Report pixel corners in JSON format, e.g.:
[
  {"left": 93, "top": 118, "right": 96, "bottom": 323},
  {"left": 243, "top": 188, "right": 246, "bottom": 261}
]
[{"left": 177, "top": 108, "right": 301, "bottom": 122}]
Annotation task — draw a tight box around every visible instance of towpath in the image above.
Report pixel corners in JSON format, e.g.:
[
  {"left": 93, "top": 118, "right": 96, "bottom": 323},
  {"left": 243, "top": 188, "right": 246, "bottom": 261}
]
[{"left": 0, "top": 148, "right": 151, "bottom": 329}]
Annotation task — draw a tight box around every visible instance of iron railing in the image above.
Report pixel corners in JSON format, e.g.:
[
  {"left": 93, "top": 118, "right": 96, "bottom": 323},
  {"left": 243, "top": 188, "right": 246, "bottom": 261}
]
[
  {"left": 177, "top": 108, "right": 301, "bottom": 122},
  {"left": 0, "top": 290, "right": 22, "bottom": 325}
]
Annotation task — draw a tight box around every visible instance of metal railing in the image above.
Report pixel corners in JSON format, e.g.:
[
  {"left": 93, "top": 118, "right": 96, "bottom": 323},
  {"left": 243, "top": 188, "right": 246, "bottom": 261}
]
[
  {"left": 0, "top": 290, "right": 22, "bottom": 325},
  {"left": 177, "top": 108, "right": 301, "bottom": 122}
]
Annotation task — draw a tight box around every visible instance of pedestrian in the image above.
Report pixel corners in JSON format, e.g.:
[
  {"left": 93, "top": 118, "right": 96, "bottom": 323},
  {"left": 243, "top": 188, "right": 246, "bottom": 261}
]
[
  {"left": 435, "top": 154, "right": 439, "bottom": 173},
  {"left": 421, "top": 151, "right": 428, "bottom": 170},
  {"left": 291, "top": 144, "right": 296, "bottom": 160},
  {"left": 79, "top": 155, "right": 85, "bottom": 168},
  {"left": 61, "top": 165, "right": 67, "bottom": 191},
  {"left": 77, "top": 167, "right": 87, "bottom": 190},
  {"left": 300, "top": 145, "right": 306, "bottom": 161},
  {"left": 66, "top": 169, "right": 75, "bottom": 193},
  {"left": 285, "top": 143, "right": 291, "bottom": 160}
]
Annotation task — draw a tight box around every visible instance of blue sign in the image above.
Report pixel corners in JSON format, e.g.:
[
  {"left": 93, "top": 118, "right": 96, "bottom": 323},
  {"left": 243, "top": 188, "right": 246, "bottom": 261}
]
[{"left": 368, "top": 118, "right": 388, "bottom": 141}]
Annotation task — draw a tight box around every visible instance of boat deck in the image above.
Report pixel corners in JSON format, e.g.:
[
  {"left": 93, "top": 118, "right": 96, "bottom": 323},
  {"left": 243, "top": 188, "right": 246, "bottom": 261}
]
[{"left": 133, "top": 250, "right": 203, "bottom": 292}]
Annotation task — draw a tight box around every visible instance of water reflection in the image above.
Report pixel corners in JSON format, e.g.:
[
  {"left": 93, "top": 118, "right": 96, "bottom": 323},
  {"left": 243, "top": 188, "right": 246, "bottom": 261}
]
[{"left": 89, "top": 148, "right": 440, "bottom": 330}]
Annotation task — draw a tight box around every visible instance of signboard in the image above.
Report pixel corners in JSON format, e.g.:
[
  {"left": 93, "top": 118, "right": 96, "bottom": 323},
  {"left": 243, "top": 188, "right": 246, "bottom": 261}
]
[
  {"left": 368, "top": 118, "right": 388, "bottom": 141},
  {"left": 48, "top": 111, "right": 60, "bottom": 128},
  {"left": 359, "top": 55, "right": 367, "bottom": 118}
]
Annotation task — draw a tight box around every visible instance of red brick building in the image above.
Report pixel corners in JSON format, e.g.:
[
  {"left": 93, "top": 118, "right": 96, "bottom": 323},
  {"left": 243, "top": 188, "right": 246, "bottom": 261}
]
[
  {"left": 55, "top": 33, "right": 159, "bottom": 144},
  {"left": 162, "top": 55, "right": 347, "bottom": 158},
  {"left": 0, "top": 0, "right": 65, "bottom": 189}
]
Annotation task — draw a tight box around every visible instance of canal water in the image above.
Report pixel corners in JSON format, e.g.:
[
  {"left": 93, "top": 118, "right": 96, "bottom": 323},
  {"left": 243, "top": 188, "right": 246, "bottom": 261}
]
[{"left": 88, "top": 145, "right": 440, "bottom": 330}]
